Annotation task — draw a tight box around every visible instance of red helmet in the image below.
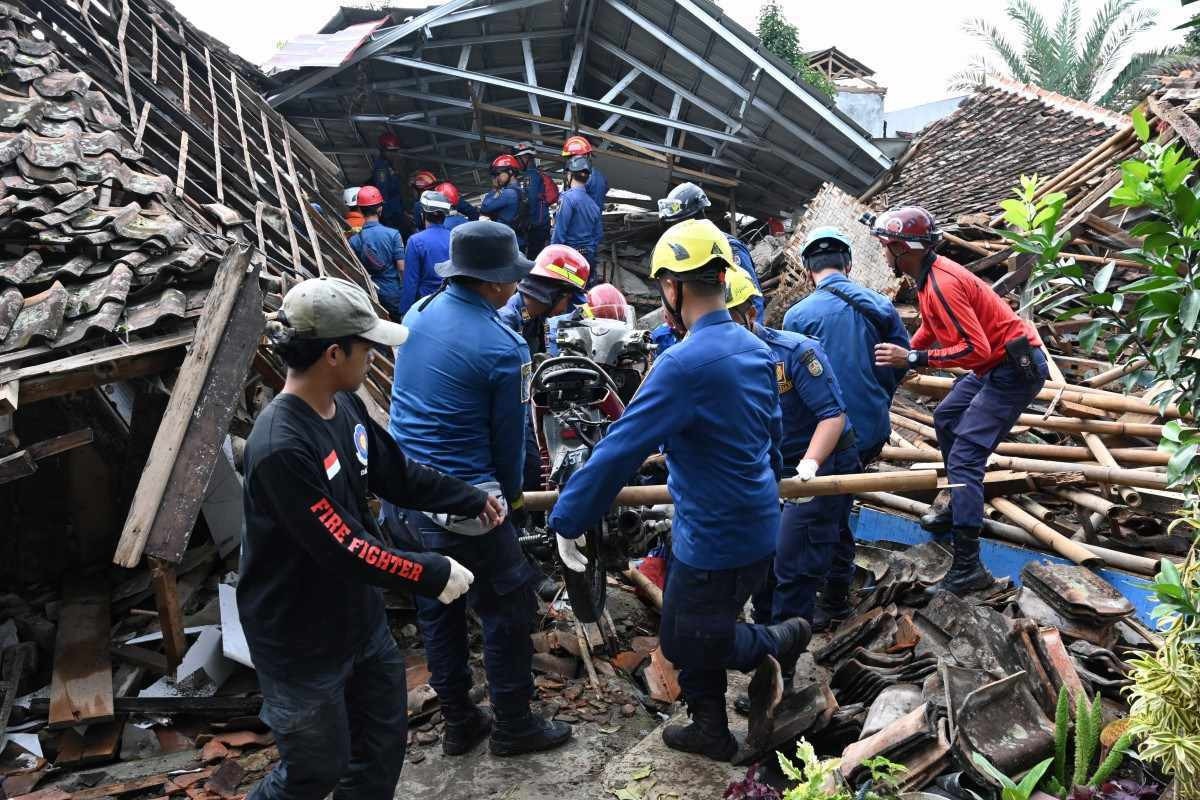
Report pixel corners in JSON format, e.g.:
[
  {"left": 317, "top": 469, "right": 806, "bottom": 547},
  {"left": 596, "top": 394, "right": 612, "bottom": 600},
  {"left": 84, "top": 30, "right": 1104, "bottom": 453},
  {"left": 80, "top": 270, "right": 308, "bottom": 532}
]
[
  {"left": 410, "top": 170, "right": 438, "bottom": 190},
  {"left": 514, "top": 141, "right": 537, "bottom": 159},
  {"left": 869, "top": 206, "right": 939, "bottom": 250},
  {"left": 561, "top": 135, "right": 593, "bottom": 157},
  {"left": 434, "top": 181, "right": 460, "bottom": 206},
  {"left": 356, "top": 185, "right": 384, "bottom": 208},
  {"left": 532, "top": 245, "right": 590, "bottom": 291},
  {"left": 379, "top": 131, "right": 401, "bottom": 150},
  {"left": 586, "top": 283, "right": 630, "bottom": 322},
  {"left": 491, "top": 154, "right": 521, "bottom": 173}
]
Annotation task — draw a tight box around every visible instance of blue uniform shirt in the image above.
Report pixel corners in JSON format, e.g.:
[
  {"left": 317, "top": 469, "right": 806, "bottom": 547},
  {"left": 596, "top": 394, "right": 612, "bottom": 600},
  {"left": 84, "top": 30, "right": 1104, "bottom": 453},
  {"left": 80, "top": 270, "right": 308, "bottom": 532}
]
[
  {"left": 782, "top": 273, "right": 909, "bottom": 456},
  {"left": 728, "top": 236, "right": 765, "bottom": 319},
  {"left": 390, "top": 283, "right": 531, "bottom": 502},
  {"left": 497, "top": 292, "right": 548, "bottom": 356},
  {"left": 522, "top": 165, "right": 551, "bottom": 229},
  {"left": 551, "top": 186, "right": 603, "bottom": 258},
  {"left": 549, "top": 309, "right": 783, "bottom": 571},
  {"left": 480, "top": 186, "right": 522, "bottom": 230},
  {"left": 398, "top": 221, "right": 450, "bottom": 317},
  {"left": 586, "top": 168, "right": 608, "bottom": 209},
  {"left": 755, "top": 324, "right": 851, "bottom": 472},
  {"left": 369, "top": 157, "right": 405, "bottom": 224},
  {"left": 349, "top": 220, "right": 405, "bottom": 313},
  {"left": 650, "top": 323, "right": 678, "bottom": 357}
]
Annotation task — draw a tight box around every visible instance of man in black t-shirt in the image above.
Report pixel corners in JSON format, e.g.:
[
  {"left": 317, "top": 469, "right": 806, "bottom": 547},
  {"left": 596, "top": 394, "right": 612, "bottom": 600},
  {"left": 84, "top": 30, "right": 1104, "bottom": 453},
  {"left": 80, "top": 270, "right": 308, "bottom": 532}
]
[{"left": 241, "top": 277, "right": 503, "bottom": 800}]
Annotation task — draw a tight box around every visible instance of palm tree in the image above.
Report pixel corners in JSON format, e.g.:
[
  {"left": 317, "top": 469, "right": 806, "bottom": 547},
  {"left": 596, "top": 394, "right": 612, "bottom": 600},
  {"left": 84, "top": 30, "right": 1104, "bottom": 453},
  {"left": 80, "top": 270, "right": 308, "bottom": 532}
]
[{"left": 949, "top": 0, "right": 1175, "bottom": 110}]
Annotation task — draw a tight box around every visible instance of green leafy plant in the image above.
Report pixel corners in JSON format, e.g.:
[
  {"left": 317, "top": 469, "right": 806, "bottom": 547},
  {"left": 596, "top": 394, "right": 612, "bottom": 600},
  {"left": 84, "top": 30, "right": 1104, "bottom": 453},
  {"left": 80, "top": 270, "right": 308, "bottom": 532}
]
[
  {"left": 949, "top": 0, "right": 1174, "bottom": 110},
  {"left": 755, "top": 2, "right": 836, "bottom": 99},
  {"left": 775, "top": 741, "right": 905, "bottom": 800},
  {"left": 973, "top": 753, "right": 1055, "bottom": 800}
]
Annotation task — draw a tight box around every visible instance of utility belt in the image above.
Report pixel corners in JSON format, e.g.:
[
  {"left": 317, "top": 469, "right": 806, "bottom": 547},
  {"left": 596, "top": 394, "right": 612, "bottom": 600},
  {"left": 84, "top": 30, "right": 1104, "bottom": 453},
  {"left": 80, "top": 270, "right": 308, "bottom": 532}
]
[{"left": 1000, "top": 335, "right": 1043, "bottom": 382}]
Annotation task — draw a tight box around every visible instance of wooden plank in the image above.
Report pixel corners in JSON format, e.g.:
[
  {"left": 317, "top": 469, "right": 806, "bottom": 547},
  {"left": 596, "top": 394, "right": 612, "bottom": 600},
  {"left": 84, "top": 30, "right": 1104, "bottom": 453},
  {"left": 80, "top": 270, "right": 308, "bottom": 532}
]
[
  {"left": 150, "top": 558, "right": 188, "bottom": 674},
  {"left": 204, "top": 48, "right": 224, "bottom": 203},
  {"left": 0, "top": 644, "right": 28, "bottom": 751},
  {"left": 260, "top": 109, "right": 302, "bottom": 270},
  {"left": 0, "top": 379, "right": 16, "bottom": 413},
  {"left": 282, "top": 127, "right": 324, "bottom": 276},
  {"left": 48, "top": 576, "right": 113, "bottom": 728},
  {"left": 0, "top": 329, "right": 193, "bottom": 383},
  {"left": 110, "top": 643, "right": 169, "bottom": 675},
  {"left": 114, "top": 247, "right": 253, "bottom": 567},
  {"left": 55, "top": 720, "right": 124, "bottom": 766},
  {"left": 0, "top": 449, "right": 35, "bottom": 483},
  {"left": 174, "top": 129, "right": 188, "bottom": 198},
  {"left": 18, "top": 350, "right": 180, "bottom": 406},
  {"left": 144, "top": 255, "right": 263, "bottom": 563},
  {"left": 26, "top": 429, "right": 94, "bottom": 460},
  {"left": 29, "top": 694, "right": 263, "bottom": 718}
]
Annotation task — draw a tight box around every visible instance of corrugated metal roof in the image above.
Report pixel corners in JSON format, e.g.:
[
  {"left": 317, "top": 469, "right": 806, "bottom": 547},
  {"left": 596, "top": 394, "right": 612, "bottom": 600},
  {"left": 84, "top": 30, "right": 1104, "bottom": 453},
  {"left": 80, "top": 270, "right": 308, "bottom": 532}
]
[{"left": 269, "top": 0, "right": 892, "bottom": 218}]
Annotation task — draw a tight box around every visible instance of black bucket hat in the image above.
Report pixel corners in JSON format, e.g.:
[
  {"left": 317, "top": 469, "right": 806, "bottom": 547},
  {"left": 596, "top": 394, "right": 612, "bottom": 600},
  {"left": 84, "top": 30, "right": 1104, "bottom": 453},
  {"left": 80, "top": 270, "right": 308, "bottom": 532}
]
[{"left": 435, "top": 220, "right": 533, "bottom": 283}]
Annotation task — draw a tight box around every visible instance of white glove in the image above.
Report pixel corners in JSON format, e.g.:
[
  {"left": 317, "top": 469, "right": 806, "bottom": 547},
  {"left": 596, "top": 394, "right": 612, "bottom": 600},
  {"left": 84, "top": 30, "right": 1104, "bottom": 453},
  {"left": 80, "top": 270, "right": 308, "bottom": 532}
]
[
  {"left": 796, "top": 458, "right": 820, "bottom": 482},
  {"left": 437, "top": 557, "right": 475, "bottom": 604},
  {"left": 557, "top": 533, "right": 588, "bottom": 573}
]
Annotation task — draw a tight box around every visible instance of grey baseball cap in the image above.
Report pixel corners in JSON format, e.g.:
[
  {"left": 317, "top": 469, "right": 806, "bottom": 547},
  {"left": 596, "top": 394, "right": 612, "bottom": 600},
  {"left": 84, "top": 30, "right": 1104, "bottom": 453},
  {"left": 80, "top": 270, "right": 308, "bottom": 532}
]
[{"left": 280, "top": 277, "right": 409, "bottom": 346}]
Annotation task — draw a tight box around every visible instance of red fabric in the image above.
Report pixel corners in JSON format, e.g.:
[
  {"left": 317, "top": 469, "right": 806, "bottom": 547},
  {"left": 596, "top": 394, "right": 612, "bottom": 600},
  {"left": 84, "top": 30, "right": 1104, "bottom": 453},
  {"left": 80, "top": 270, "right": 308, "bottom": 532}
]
[
  {"left": 913, "top": 255, "right": 1042, "bottom": 375},
  {"left": 767, "top": 217, "right": 785, "bottom": 236},
  {"left": 637, "top": 555, "right": 666, "bottom": 591},
  {"left": 541, "top": 173, "right": 560, "bottom": 205}
]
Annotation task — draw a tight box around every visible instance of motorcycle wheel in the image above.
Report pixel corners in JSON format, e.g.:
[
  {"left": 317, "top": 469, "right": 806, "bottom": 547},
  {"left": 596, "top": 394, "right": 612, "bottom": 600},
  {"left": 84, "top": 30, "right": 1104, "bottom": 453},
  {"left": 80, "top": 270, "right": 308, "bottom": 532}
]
[{"left": 558, "top": 523, "right": 607, "bottom": 624}]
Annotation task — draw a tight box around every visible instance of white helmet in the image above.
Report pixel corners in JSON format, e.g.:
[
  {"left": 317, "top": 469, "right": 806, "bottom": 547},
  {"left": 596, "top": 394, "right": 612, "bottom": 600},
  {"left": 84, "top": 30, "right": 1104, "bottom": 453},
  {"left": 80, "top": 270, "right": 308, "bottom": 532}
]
[{"left": 343, "top": 187, "right": 361, "bottom": 207}]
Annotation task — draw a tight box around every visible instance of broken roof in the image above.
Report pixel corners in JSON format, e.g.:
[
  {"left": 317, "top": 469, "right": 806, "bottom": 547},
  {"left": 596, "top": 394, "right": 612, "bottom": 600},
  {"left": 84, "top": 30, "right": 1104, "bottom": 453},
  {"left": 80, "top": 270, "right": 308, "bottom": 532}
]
[
  {"left": 875, "top": 76, "right": 1124, "bottom": 224},
  {"left": 267, "top": 0, "right": 892, "bottom": 218}
]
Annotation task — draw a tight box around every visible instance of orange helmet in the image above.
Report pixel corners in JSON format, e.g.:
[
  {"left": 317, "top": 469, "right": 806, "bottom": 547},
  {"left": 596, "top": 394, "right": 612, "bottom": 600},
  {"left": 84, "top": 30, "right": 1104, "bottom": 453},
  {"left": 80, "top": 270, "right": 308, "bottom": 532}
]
[
  {"left": 531, "top": 245, "right": 590, "bottom": 291},
  {"left": 434, "top": 181, "right": 460, "bottom": 206},
  {"left": 561, "top": 135, "right": 593, "bottom": 157},
  {"left": 586, "top": 283, "right": 630, "bottom": 322},
  {"left": 410, "top": 170, "right": 438, "bottom": 190},
  {"left": 490, "top": 154, "right": 521, "bottom": 174}
]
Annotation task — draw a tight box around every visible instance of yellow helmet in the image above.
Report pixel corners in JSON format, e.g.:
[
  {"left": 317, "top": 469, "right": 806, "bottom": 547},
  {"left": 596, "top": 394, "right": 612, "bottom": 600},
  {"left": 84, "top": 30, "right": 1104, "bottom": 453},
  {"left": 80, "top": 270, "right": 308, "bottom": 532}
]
[
  {"left": 724, "top": 266, "right": 762, "bottom": 311},
  {"left": 650, "top": 219, "right": 734, "bottom": 279}
]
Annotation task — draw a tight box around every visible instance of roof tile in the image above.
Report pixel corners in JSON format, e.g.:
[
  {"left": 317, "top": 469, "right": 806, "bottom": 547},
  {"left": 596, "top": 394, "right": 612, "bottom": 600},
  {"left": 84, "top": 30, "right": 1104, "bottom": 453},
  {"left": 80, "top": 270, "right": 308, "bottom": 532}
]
[{"left": 0, "top": 280, "right": 65, "bottom": 353}]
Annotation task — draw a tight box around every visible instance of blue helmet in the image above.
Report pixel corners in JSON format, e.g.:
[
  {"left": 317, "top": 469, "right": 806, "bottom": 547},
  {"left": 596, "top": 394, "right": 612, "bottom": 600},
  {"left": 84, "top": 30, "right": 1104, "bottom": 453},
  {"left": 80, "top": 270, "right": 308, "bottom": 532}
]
[{"left": 801, "top": 226, "right": 852, "bottom": 258}]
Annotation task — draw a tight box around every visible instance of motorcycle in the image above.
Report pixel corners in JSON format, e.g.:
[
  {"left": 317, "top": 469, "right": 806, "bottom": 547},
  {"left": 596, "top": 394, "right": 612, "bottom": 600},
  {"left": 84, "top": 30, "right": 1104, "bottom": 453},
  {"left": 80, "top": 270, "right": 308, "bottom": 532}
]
[{"left": 524, "top": 301, "right": 668, "bottom": 622}]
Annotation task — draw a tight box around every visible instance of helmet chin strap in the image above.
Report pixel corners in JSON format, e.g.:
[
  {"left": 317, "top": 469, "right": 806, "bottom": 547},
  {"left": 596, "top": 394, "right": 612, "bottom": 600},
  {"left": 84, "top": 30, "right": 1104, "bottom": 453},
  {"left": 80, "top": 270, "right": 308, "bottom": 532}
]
[
  {"left": 659, "top": 278, "right": 688, "bottom": 335},
  {"left": 731, "top": 308, "right": 751, "bottom": 330}
]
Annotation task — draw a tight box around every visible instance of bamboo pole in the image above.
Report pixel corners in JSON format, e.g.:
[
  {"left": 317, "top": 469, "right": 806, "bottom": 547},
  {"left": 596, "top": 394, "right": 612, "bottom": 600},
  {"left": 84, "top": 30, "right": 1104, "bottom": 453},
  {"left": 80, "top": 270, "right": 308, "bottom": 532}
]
[
  {"left": 890, "top": 412, "right": 938, "bottom": 440},
  {"left": 521, "top": 470, "right": 945, "bottom": 512},
  {"left": 879, "top": 444, "right": 1168, "bottom": 466},
  {"left": 855, "top": 492, "right": 1160, "bottom": 575},
  {"left": 1016, "top": 496, "right": 1060, "bottom": 526},
  {"left": 1015, "top": 414, "right": 1163, "bottom": 438},
  {"left": 1083, "top": 432, "right": 1141, "bottom": 506},
  {"left": 934, "top": 494, "right": 1098, "bottom": 567},
  {"left": 1050, "top": 488, "right": 1131, "bottom": 522},
  {"left": 988, "top": 456, "right": 1168, "bottom": 489},
  {"left": 625, "top": 563, "right": 663, "bottom": 611},
  {"left": 1082, "top": 359, "right": 1147, "bottom": 388},
  {"left": 904, "top": 373, "right": 1178, "bottom": 419}
]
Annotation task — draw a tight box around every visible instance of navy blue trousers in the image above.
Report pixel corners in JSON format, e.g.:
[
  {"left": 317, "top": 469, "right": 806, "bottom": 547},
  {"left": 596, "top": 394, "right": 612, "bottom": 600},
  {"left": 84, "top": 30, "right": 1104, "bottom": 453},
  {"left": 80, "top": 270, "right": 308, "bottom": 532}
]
[
  {"left": 524, "top": 225, "right": 551, "bottom": 260},
  {"left": 752, "top": 446, "right": 860, "bottom": 624},
  {"left": 660, "top": 553, "right": 778, "bottom": 706},
  {"left": 248, "top": 625, "right": 408, "bottom": 800},
  {"left": 385, "top": 508, "right": 539, "bottom": 721},
  {"left": 933, "top": 352, "right": 1048, "bottom": 528}
]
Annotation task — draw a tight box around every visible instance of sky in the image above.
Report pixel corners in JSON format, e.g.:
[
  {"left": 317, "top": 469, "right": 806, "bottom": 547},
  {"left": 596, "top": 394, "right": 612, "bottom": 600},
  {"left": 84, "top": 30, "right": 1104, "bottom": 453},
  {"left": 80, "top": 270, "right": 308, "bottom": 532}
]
[{"left": 173, "top": 0, "right": 1194, "bottom": 111}]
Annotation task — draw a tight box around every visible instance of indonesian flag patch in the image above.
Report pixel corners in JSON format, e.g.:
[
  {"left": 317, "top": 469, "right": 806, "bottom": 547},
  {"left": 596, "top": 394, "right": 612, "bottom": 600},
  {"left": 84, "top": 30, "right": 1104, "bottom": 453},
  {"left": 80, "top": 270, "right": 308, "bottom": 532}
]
[{"left": 324, "top": 449, "right": 341, "bottom": 480}]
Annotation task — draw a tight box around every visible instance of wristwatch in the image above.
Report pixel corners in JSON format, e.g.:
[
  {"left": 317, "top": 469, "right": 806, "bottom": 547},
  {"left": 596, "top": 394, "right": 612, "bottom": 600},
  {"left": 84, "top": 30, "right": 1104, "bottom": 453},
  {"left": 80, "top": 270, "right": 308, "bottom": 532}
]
[{"left": 906, "top": 350, "right": 927, "bottom": 367}]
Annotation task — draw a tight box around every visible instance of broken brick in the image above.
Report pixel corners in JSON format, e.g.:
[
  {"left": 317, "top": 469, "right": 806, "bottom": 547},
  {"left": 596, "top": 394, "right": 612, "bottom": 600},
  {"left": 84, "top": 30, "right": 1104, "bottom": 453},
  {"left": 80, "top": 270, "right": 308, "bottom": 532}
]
[{"left": 200, "top": 739, "right": 229, "bottom": 763}]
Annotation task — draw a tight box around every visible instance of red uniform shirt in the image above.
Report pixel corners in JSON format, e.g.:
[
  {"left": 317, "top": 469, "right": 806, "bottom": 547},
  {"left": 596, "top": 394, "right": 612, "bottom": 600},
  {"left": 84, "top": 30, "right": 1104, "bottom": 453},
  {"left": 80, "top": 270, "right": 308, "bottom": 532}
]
[{"left": 911, "top": 255, "right": 1041, "bottom": 375}]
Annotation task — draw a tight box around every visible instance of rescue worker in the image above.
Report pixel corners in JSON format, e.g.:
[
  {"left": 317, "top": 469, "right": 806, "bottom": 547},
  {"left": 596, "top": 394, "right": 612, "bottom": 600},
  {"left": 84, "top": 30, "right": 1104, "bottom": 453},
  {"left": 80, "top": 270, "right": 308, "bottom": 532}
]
[
  {"left": 498, "top": 244, "right": 591, "bottom": 497},
  {"left": 435, "top": 181, "right": 479, "bottom": 232},
  {"left": 870, "top": 206, "right": 1049, "bottom": 596},
  {"left": 385, "top": 220, "right": 571, "bottom": 757},
  {"left": 407, "top": 170, "right": 439, "bottom": 232},
  {"left": 498, "top": 244, "right": 590, "bottom": 357},
  {"left": 241, "top": 277, "right": 501, "bottom": 800},
  {"left": 514, "top": 141, "right": 554, "bottom": 258},
  {"left": 657, "top": 182, "right": 763, "bottom": 317},
  {"left": 547, "top": 219, "right": 809, "bottom": 762},
  {"left": 551, "top": 155, "right": 604, "bottom": 279},
  {"left": 343, "top": 187, "right": 365, "bottom": 234},
  {"left": 480, "top": 154, "right": 526, "bottom": 249},
  {"left": 398, "top": 190, "right": 453, "bottom": 317},
  {"left": 562, "top": 135, "right": 608, "bottom": 210},
  {"left": 348, "top": 186, "right": 405, "bottom": 319},
  {"left": 368, "top": 132, "right": 406, "bottom": 230},
  {"left": 783, "top": 227, "right": 910, "bottom": 467},
  {"left": 545, "top": 282, "right": 631, "bottom": 356},
  {"left": 721, "top": 268, "right": 858, "bottom": 704}
]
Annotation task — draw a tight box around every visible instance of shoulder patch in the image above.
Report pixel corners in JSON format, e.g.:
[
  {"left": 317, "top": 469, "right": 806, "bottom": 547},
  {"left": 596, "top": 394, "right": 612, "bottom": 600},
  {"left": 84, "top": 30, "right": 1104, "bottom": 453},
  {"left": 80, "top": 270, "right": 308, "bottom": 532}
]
[
  {"left": 802, "top": 348, "right": 823, "bottom": 377},
  {"left": 775, "top": 361, "right": 793, "bottom": 394}
]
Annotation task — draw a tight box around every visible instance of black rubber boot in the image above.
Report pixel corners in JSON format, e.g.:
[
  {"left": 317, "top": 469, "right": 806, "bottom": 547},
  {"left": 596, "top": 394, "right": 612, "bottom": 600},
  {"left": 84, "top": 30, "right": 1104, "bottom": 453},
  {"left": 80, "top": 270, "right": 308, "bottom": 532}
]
[
  {"left": 812, "top": 580, "right": 852, "bottom": 633},
  {"left": 489, "top": 710, "right": 572, "bottom": 757},
  {"left": 920, "top": 506, "right": 953, "bottom": 534},
  {"left": 766, "top": 617, "right": 811, "bottom": 672},
  {"left": 926, "top": 526, "right": 992, "bottom": 598},
  {"left": 662, "top": 699, "right": 738, "bottom": 762},
  {"left": 441, "top": 703, "right": 493, "bottom": 756}
]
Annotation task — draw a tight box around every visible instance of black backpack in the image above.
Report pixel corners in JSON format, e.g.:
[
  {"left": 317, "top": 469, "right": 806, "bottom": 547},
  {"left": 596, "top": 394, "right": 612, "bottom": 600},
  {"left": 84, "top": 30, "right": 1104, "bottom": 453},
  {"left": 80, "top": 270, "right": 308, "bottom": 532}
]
[{"left": 512, "top": 174, "right": 532, "bottom": 234}]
